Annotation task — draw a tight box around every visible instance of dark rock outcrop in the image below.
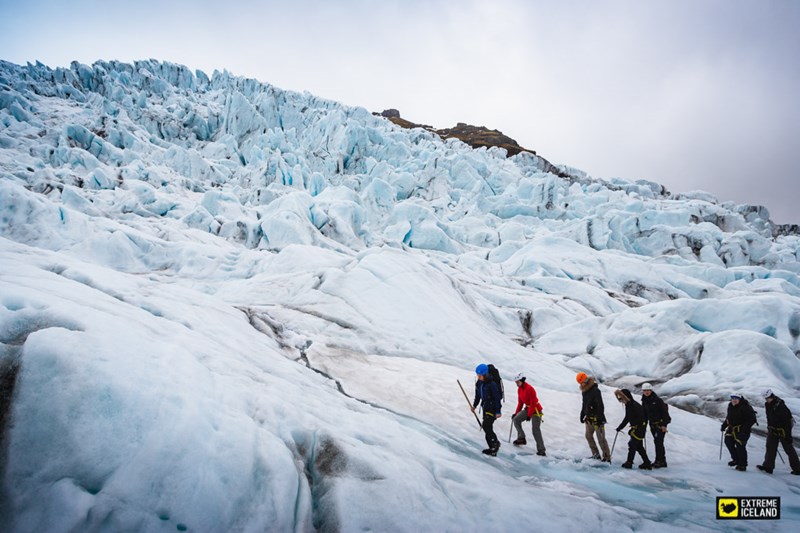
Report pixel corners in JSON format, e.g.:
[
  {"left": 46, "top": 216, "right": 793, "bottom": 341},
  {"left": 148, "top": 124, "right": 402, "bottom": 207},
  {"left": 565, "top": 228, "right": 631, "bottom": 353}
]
[
  {"left": 373, "top": 110, "right": 578, "bottom": 180},
  {"left": 373, "top": 110, "right": 533, "bottom": 157},
  {"left": 436, "top": 122, "right": 532, "bottom": 157},
  {"left": 773, "top": 224, "right": 800, "bottom": 237}
]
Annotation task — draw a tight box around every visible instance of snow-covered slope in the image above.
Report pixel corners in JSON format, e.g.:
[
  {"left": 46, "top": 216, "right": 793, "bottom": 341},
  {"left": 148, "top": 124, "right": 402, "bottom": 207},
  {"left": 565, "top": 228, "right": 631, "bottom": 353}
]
[{"left": 1, "top": 59, "right": 799, "bottom": 532}]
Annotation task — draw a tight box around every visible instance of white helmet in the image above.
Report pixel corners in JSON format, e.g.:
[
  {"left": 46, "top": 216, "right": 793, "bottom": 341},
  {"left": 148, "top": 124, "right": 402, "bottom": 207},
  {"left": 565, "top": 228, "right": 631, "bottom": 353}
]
[
  {"left": 641, "top": 382, "right": 653, "bottom": 391},
  {"left": 514, "top": 372, "right": 526, "bottom": 382},
  {"left": 763, "top": 388, "right": 773, "bottom": 399}
]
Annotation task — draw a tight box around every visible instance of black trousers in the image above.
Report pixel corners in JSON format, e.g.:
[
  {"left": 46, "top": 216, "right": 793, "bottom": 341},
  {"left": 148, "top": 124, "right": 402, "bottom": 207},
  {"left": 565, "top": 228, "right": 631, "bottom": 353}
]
[
  {"left": 762, "top": 432, "right": 800, "bottom": 472},
  {"left": 725, "top": 431, "right": 750, "bottom": 467},
  {"left": 651, "top": 429, "right": 667, "bottom": 463},
  {"left": 626, "top": 437, "right": 650, "bottom": 465},
  {"left": 482, "top": 413, "right": 499, "bottom": 449}
]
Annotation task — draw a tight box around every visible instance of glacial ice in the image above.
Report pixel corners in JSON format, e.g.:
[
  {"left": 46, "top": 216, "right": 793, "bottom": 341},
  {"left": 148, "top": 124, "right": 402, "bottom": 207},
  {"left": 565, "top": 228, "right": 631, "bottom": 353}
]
[{"left": 1, "top": 59, "right": 799, "bottom": 532}]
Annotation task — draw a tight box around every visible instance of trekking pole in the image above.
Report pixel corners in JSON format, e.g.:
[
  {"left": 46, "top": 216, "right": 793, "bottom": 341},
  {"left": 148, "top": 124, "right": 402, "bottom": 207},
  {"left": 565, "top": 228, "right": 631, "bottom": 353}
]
[
  {"left": 610, "top": 430, "right": 619, "bottom": 460},
  {"left": 719, "top": 431, "right": 724, "bottom": 461},
  {"left": 457, "top": 379, "right": 483, "bottom": 431},
  {"left": 777, "top": 449, "right": 786, "bottom": 465}
]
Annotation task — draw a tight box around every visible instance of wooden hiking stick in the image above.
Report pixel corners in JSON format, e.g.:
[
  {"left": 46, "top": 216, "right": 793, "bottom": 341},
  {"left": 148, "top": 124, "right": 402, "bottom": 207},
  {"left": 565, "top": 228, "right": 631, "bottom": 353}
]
[{"left": 457, "top": 379, "right": 483, "bottom": 431}]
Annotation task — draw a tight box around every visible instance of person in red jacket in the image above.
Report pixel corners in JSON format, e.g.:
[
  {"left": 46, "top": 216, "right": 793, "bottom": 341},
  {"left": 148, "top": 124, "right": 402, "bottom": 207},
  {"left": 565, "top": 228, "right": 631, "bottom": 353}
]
[{"left": 511, "top": 372, "right": 546, "bottom": 456}]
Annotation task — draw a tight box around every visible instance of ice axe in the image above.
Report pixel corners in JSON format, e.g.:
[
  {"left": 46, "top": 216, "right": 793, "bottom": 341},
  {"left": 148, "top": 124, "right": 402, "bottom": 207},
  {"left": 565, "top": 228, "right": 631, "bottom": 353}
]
[
  {"left": 610, "top": 430, "right": 620, "bottom": 460},
  {"left": 457, "top": 379, "right": 483, "bottom": 431}
]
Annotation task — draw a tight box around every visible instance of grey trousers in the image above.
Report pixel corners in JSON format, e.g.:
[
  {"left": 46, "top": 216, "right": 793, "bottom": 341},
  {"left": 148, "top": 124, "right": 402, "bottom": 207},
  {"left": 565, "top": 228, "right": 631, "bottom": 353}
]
[
  {"left": 585, "top": 422, "right": 611, "bottom": 460},
  {"left": 513, "top": 411, "right": 546, "bottom": 453}
]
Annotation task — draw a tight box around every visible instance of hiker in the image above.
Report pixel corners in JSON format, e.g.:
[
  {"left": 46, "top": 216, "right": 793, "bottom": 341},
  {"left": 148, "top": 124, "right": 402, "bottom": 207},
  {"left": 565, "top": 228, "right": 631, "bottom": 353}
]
[
  {"left": 471, "top": 363, "right": 502, "bottom": 456},
  {"left": 721, "top": 393, "right": 757, "bottom": 471},
  {"left": 757, "top": 389, "right": 800, "bottom": 475},
  {"left": 641, "top": 383, "right": 670, "bottom": 468},
  {"left": 615, "top": 389, "right": 652, "bottom": 470},
  {"left": 577, "top": 372, "right": 611, "bottom": 462},
  {"left": 511, "top": 372, "right": 546, "bottom": 456}
]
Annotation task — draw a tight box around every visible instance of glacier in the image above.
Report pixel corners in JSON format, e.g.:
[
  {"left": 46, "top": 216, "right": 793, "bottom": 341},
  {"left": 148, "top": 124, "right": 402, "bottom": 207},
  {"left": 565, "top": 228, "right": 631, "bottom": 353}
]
[{"left": 1, "top": 59, "right": 799, "bottom": 532}]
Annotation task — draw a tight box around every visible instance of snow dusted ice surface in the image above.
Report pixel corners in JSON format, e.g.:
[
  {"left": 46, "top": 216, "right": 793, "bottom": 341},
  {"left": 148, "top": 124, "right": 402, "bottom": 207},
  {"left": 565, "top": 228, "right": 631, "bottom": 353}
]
[{"left": 1, "top": 59, "right": 799, "bottom": 531}]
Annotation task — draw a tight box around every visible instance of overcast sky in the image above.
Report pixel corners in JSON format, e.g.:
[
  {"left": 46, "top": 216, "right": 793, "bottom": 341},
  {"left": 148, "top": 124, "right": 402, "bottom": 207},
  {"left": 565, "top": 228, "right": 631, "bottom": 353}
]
[{"left": 2, "top": 0, "right": 798, "bottom": 223}]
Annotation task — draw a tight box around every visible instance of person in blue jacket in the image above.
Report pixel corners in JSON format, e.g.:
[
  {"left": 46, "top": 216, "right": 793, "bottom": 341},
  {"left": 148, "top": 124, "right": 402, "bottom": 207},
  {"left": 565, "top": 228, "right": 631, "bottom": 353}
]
[{"left": 472, "top": 364, "right": 502, "bottom": 456}]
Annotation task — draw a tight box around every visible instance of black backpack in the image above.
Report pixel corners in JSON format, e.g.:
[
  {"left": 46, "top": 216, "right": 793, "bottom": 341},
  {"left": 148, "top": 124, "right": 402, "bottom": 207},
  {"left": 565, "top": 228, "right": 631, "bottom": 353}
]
[
  {"left": 742, "top": 398, "right": 758, "bottom": 427},
  {"left": 487, "top": 364, "right": 504, "bottom": 402}
]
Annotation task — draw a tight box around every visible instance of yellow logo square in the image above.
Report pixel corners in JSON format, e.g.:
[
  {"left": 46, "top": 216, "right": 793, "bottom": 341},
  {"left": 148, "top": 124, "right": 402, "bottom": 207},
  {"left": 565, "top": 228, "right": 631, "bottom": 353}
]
[{"left": 718, "top": 498, "right": 739, "bottom": 518}]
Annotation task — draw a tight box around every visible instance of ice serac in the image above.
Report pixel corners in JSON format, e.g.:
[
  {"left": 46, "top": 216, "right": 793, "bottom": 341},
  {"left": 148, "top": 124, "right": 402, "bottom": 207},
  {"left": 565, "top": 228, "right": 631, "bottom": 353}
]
[
  {"left": 2, "top": 59, "right": 796, "bottom": 264},
  {"left": 1, "top": 59, "right": 800, "bottom": 531}
]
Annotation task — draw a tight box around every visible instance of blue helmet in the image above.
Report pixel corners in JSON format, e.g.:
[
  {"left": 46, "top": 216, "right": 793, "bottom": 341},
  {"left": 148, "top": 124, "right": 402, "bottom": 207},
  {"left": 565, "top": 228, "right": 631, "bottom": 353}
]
[{"left": 475, "top": 364, "right": 489, "bottom": 376}]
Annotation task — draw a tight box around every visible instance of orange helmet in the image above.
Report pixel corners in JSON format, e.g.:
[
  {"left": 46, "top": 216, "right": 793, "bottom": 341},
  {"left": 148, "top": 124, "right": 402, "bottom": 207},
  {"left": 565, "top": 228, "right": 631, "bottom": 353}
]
[{"left": 576, "top": 372, "right": 588, "bottom": 384}]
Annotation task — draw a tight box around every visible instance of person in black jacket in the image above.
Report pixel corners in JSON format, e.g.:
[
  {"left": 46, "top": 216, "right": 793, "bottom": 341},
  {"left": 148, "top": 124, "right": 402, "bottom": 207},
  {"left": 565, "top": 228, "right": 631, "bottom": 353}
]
[
  {"left": 472, "top": 364, "right": 502, "bottom": 456},
  {"left": 757, "top": 389, "right": 800, "bottom": 475},
  {"left": 615, "top": 389, "right": 652, "bottom": 470},
  {"left": 641, "top": 383, "right": 671, "bottom": 468},
  {"left": 577, "top": 372, "right": 611, "bottom": 462},
  {"left": 721, "top": 393, "right": 757, "bottom": 471}
]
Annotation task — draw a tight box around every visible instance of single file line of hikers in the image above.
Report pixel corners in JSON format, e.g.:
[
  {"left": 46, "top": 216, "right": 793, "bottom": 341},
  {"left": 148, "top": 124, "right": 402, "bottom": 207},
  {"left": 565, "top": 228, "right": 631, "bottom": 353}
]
[{"left": 462, "top": 362, "right": 800, "bottom": 475}]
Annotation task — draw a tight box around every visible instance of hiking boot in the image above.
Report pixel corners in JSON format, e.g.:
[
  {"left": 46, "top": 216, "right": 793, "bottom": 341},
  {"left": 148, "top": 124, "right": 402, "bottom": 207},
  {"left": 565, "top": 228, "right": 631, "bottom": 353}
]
[
  {"left": 639, "top": 463, "right": 653, "bottom": 470},
  {"left": 652, "top": 461, "right": 667, "bottom": 469},
  {"left": 513, "top": 438, "right": 527, "bottom": 446},
  {"left": 482, "top": 448, "right": 498, "bottom": 456},
  {"left": 601, "top": 457, "right": 611, "bottom": 463},
  {"left": 756, "top": 465, "right": 773, "bottom": 474},
  {"left": 621, "top": 462, "right": 633, "bottom": 469},
  {"left": 537, "top": 451, "right": 546, "bottom": 457},
  {"left": 590, "top": 454, "right": 601, "bottom": 460},
  {"left": 735, "top": 465, "right": 746, "bottom": 471},
  {"left": 727, "top": 460, "right": 737, "bottom": 467},
  {"left": 791, "top": 470, "right": 800, "bottom": 476}
]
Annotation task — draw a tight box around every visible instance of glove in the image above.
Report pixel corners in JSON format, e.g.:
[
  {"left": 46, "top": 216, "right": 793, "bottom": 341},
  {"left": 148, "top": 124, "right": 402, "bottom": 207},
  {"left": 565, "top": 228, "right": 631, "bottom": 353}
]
[
  {"left": 580, "top": 415, "right": 586, "bottom": 424},
  {"left": 720, "top": 422, "right": 726, "bottom": 432},
  {"left": 616, "top": 425, "right": 624, "bottom": 433},
  {"left": 526, "top": 414, "right": 532, "bottom": 421}
]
